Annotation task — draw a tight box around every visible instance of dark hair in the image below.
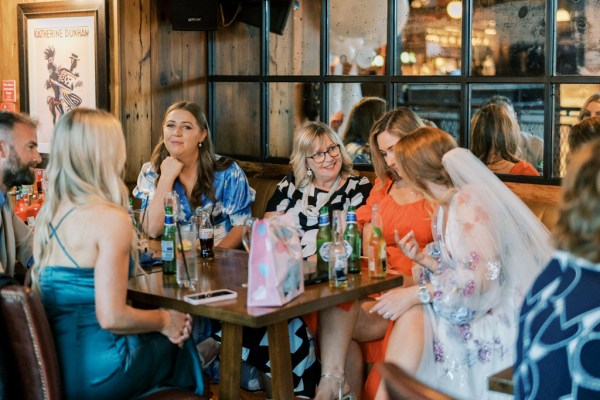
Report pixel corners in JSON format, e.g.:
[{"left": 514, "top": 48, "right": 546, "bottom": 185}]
[
  {"left": 569, "top": 116, "right": 600, "bottom": 153},
  {"left": 554, "top": 138, "right": 600, "bottom": 262},
  {"left": 0, "top": 111, "right": 37, "bottom": 143},
  {"left": 470, "top": 104, "right": 521, "bottom": 164},
  {"left": 341, "top": 97, "right": 386, "bottom": 146},
  {"left": 150, "top": 101, "right": 232, "bottom": 209}
]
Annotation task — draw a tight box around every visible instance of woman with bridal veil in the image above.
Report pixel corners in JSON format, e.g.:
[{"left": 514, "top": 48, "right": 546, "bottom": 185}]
[{"left": 371, "top": 127, "right": 552, "bottom": 399}]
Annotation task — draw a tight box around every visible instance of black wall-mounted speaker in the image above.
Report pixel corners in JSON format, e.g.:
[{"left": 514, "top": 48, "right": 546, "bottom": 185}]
[{"left": 172, "top": 0, "right": 218, "bottom": 31}]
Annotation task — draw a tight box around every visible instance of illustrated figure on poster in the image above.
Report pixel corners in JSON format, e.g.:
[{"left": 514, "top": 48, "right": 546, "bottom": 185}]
[{"left": 43, "top": 46, "right": 83, "bottom": 125}]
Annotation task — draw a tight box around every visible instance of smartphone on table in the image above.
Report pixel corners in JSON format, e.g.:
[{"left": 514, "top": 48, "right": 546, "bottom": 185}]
[{"left": 183, "top": 289, "right": 238, "bottom": 305}]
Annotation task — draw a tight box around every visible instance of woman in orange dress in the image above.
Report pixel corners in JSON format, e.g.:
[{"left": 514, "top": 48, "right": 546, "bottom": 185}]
[{"left": 315, "top": 108, "right": 434, "bottom": 400}]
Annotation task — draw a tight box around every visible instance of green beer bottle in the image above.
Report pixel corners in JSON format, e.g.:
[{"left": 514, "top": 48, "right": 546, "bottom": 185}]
[
  {"left": 316, "top": 206, "right": 331, "bottom": 277},
  {"left": 344, "top": 205, "right": 361, "bottom": 274},
  {"left": 161, "top": 204, "right": 177, "bottom": 274}
]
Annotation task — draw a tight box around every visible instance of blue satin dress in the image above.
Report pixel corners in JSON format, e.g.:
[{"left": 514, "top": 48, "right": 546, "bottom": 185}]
[{"left": 37, "top": 210, "right": 204, "bottom": 400}]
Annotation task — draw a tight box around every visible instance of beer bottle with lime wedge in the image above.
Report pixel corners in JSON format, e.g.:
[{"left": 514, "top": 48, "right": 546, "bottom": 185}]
[{"left": 368, "top": 204, "right": 386, "bottom": 278}]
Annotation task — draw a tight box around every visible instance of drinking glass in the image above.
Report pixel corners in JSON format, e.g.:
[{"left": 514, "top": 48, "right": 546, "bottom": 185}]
[
  {"left": 132, "top": 209, "right": 149, "bottom": 254},
  {"left": 242, "top": 217, "right": 257, "bottom": 252},
  {"left": 176, "top": 225, "right": 199, "bottom": 289}
]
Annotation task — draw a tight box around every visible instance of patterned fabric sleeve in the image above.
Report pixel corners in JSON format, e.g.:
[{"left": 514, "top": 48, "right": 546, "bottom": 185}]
[
  {"left": 220, "top": 162, "right": 255, "bottom": 226},
  {"left": 431, "top": 188, "right": 505, "bottom": 325},
  {"left": 348, "top": 176, "right": 373, "bottom": 208},
  {"left": 265, "top": 173, "right": 294, "bottom": 213},
  {"left": 132, "top": 162, "right": 157, "bottom": 209}
]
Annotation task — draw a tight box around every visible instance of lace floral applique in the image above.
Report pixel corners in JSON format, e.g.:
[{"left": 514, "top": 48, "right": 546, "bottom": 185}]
[
  {"left": 434, "top": 340, "right": 445, "bottom": 363},
  {"left": 459, "top": 324, "right": 472, "bottom": 342},
  {"left": 475, "top": 340, "right": 492, "bottom": 363},
  {"left": 486, "top": 259, "right": 501, "bottom": 280},
  {"left": 463, "top": 280, "right": 476, "bottom": 296}
]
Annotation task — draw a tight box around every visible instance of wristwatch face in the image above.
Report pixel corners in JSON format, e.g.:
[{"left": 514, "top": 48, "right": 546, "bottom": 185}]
[{"left": 418, "top": 286, "right": 431, "bottom": 303}]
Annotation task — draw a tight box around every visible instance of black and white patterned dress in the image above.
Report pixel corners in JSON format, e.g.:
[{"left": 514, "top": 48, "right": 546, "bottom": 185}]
[
  {"left": 235, "top": 173, "right": 372, "bottom": 397},
  {"left": 266, "top": 172, "right": 372, "bottom": 258}
]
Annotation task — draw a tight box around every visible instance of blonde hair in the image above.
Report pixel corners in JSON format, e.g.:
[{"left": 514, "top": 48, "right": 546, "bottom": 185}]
[
  {"left": 394, "top": 127, "right": 457, "bottom": 199},
  {"left": 369, "top": 107, "right": 425, "bottom": 185},
  {"left": 33, "top": 108, "right": 134, "bottom": 274},
  {"left": 554, "top": 138, "right": 600, "bottom": 262},
  {"left": 579, "top": 92, "right": 600, "bottom": 121},
  {"left": 290, "top": 121, "right": 353, "bottom": 188},
  {"left": 471, "top": 104, "right": 521, "bottom": 165}
]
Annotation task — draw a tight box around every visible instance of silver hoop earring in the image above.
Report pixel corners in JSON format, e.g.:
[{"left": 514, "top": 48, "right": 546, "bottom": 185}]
[{"left": 307, "top": 168, "right": 313, "bottom": 178}]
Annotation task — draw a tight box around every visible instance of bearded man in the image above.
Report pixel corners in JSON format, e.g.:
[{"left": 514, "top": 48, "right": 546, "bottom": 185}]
[{"left": 0, "top": 111, "right": 42, "bottom": 276}]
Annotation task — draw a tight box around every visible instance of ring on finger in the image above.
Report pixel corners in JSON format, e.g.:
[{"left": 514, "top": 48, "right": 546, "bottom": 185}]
[{"left": 383, "top": 311, "right": 392, "bottom": 319}]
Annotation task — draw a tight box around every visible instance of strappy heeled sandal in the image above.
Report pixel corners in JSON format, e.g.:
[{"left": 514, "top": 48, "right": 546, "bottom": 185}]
[{"left": 319, "top": 374, "right": 356, "bottom": 400}]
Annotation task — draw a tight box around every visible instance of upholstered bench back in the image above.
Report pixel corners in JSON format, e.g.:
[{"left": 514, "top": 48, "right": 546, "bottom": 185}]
[{"left": 241, "top": 161, "right": 561, "bottom": 232}]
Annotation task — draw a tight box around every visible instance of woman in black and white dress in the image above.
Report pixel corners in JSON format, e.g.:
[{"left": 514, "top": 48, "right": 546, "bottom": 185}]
[{"left": 237, "top": 122, "right": 371, "bottom": 398}]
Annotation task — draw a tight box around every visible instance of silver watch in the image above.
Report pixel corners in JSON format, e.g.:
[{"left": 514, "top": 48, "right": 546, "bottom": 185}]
[{"left": 418, "top": 283, "right": 431, "bottom": 304}]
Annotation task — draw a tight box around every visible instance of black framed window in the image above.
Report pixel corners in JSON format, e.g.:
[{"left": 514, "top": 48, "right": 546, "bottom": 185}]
[{"left": 207, "top": 0, "right": 600, "bottom": 183}]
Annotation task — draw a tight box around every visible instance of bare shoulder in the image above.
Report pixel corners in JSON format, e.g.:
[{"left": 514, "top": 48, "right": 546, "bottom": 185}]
[{"left": 84, "top": 203, "right": 132, "bottom": 241}]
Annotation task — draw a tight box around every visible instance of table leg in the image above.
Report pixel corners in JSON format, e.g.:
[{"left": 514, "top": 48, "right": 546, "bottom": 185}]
[
  {"left": 267, "top": 320, "right": 294, "bottom": 399},
  {"left": 220, "top": 322, "right": 242, "bottom": 399}
]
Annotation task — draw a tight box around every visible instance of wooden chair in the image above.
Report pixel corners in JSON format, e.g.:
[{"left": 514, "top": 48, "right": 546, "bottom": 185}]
[
  {"left": 377, "top": 362, "right": 454, "bottom": 400},
  {"left": 0, "top": 284, "right": 207, "bottom": 400}
]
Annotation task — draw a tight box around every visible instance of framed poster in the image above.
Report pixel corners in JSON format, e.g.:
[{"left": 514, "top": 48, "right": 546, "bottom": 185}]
[{"left": 17, "top": 0, "right": 107, "bottom": 153}]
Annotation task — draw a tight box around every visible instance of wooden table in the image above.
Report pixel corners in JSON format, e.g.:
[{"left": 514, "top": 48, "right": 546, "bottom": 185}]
[
  {"left": 488, "top": 366, "right": 513, "bottom": 395},
  {"left": 128, "top": 247, "right": 404, "bottom": 399}
]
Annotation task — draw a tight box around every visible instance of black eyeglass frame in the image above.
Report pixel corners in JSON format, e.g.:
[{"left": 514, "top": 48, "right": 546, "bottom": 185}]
[{"left": 307, "top": 144, "right": 341, "bottom": 164}]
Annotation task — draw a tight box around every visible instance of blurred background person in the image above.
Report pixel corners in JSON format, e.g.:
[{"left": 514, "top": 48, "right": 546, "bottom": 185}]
[
  {"left": 33, "top": 108, "right": 204, "bottom": 399},
  {"left": 471, "top": 104, "right": 540, "bottom": 176},
  {"left": 569, "top": 116, "right": 600, "bottom": 154},
  {"left": 340, "top": 97, "right": 386, "bottom": 164},
  {"left": 515, "top": 138, "right": 600, "bottom": 399},
  {"left": 482, "top": 95, "right": 543, "bottom": 168},
  {"left": 578, "top": 92, "right": 600, "bottom": 121},
  {"left": 133, "top": 101, "right": 254, "bottom": 248}
]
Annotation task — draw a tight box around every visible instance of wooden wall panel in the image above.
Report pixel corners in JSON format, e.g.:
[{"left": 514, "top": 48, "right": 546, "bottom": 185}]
[{"left": 120, "top": 0, "right": 152, "bottom": 183}]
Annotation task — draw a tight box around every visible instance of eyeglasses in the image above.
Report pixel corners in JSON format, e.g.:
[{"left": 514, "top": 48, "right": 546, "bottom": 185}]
[{"left": 307, "top": 144, "right": 341, "bottom": 164}]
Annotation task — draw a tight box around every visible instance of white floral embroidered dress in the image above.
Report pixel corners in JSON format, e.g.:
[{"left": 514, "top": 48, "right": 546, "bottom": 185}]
[{"left": 415, "top": 186, "right": 515, "bottom": 399}]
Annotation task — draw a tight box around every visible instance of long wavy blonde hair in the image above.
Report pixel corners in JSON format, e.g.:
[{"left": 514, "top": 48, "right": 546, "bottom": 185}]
[{"left": 33, "top": 108, "right": 135, "bottom": 277}]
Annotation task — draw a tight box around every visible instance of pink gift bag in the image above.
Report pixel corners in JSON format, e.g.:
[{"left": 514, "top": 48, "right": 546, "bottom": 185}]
[{"left": 247, "top": 214, "right": 304, "bottom": 307}]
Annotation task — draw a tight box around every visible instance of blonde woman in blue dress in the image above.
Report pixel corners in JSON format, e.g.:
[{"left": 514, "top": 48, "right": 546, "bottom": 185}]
[{"left": 32, "top": 108, "right": 204, "bottom": 399}]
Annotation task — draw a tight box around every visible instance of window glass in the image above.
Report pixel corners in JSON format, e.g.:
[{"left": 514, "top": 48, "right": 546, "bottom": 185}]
[
  {"left": 556, "top": 1, "right": 600, "bottom": 75},
  {"left": 269, "top": 82, "right": 321, "bottom": 158},
  {"left": 399, "top": 0, "right": 462, "bottom": 75},
  {"left": 329, "top": 0, "right": 387, "bottom": 76},
  {"left": 470, "top": 84, "right": 544, "bottom": 176},
  {"left": 396, "top": 84, "right": 461, "bottom": 140},
  {"left": 213, "top": 82, "right": 260, "bottom": 157},
  {"left": 555, "top": 84, "right": 600, "bottom": 177},
  {"left": 270, "top": 0, "right": 320, "bottom": 75},
  {"left": 472, "top": 0, "right": 545, "bottom": 76}
]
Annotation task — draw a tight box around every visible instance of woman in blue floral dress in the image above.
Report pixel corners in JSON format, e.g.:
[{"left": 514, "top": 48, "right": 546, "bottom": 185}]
[
  {"left": 371, "top": 127, "right": 551, "bottom": 399},
  {"left": 133, "top": 101, "right": 254, "bottom": 247}
]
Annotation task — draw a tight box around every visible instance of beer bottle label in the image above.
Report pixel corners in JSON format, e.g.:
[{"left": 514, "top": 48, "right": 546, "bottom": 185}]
[
  {"left": 343, "top": 239, "right": 353, "bottom": 256},
  {"left": 334, "top": 255, "right": 348, "bottom": 282},
  {"left": 161, "top": 240, "right": 175, "bottom": 261},
  {"left": 319, "top": 242, "right": 331, "bottom": 261}
]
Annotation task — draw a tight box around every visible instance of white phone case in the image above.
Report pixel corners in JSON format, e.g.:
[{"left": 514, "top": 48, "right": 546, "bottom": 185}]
[{"left": 183, "top": 289, "right": 238, "bottom": 305}]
